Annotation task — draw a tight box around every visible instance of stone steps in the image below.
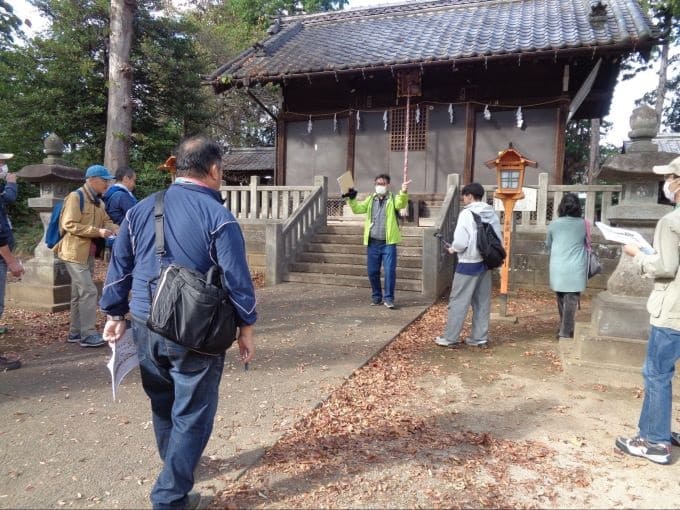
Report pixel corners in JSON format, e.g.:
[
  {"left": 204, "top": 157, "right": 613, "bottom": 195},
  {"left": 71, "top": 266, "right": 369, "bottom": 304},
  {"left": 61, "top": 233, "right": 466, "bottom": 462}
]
[
  {"left": 284, "top": 223, "right": 425, "bottom": 292},
  {"left": 297, "top": 251, "right": 423, "bottom": 268},
  {"left": 284, "top": 272, "right": 423, "bottom": 291},
  {"left": 289, "top": 261, "right": 422, "bottom": 280}
]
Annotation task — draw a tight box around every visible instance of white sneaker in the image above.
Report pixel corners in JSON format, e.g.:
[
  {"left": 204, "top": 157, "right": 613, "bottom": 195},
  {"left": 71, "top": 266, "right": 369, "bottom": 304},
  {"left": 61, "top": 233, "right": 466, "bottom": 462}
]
[{"left": 434, "top": 336, "right": 461, "bottom": 348}]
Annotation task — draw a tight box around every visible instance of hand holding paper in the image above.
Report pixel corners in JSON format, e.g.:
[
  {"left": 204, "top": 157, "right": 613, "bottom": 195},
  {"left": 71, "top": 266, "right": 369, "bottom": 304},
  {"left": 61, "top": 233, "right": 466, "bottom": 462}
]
[
  {"left": 106, "top": 329, "right": 139, "bottom": 400},
  {"left": 595, "top": 222, "right": 654, "bottom": 255},
  {"left": 337, "top": 171, "right": 354, "bottom": 196}
]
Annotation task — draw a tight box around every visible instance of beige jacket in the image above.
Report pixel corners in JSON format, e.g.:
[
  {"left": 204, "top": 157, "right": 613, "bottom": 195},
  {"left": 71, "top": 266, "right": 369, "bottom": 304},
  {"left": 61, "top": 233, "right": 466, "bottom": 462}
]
[
  {"left": 634, "top": 206, "right": 680, "bottom": 330},
  {"left": 54, "top": 185, "right": 116, "bottom": 264}
]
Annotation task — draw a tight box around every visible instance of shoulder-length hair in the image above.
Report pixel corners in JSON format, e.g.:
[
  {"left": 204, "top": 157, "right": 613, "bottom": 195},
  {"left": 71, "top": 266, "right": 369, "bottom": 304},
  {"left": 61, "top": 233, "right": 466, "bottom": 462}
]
[{"left": 558, "top": 192, "right": 582, "bottom": 218}]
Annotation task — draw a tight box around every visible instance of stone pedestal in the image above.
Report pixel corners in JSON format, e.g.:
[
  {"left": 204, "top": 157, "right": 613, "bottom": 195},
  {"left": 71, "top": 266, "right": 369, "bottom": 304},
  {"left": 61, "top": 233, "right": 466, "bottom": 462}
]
[
  {"left": 562, "top": 107, "right": 680, "bottom": 387},
  {"left": 6, "top": 134, "right": 84, "bottom": 311}
]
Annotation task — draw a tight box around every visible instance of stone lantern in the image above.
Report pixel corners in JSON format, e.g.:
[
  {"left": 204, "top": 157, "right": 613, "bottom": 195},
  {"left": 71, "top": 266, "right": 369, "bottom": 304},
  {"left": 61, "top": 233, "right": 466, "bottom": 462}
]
[
  {"left": 565, "top": 106, "right": 680, "bottom": 385},
  {"left": 8, "top": 134, "right": 84, "bottom": 311}
]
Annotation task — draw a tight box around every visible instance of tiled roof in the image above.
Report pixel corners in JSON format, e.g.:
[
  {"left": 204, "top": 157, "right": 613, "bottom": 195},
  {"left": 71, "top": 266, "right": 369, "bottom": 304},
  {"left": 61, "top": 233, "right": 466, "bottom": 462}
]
[
  {"left": 210, "top": 0, "right": 656, "bottom": 88},
  {"left": 223, "top": 147, "right": 275, "bottom": 172},
  {"left": 653, "top": 134, "right": 680, "bottom": 155}
]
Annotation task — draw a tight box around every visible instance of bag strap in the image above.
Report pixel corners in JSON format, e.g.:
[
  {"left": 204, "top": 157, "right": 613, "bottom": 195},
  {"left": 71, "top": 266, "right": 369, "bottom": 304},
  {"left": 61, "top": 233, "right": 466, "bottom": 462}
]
[
  {"left": 584, "top": 218, "right": 592, "bottom": 251},
  {"left": 153, "top": 190, "right": 167, "bottom": 258}
]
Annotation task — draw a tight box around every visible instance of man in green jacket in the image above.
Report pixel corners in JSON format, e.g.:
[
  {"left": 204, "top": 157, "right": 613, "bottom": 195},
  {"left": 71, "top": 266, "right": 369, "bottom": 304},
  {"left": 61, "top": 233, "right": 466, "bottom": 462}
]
[{"left": 344, "top": 174, "right": 409, "bottom": 309}]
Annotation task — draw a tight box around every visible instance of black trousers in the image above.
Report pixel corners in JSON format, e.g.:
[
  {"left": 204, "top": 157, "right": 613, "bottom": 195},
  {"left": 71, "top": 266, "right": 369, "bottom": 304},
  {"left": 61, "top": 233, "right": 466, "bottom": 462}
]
[{"left": 556, "top": 291, "right": 580, "bottom": 338}]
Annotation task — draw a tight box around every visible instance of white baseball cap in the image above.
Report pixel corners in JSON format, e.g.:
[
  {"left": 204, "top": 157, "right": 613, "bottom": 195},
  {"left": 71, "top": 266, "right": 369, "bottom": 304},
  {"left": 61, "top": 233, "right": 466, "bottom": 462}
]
[
  {"left": 0, "top": 153, "right": 13, "bottom": 160},
  {"left": 652, "top": 156, "right": 680, "bottom": 176}
]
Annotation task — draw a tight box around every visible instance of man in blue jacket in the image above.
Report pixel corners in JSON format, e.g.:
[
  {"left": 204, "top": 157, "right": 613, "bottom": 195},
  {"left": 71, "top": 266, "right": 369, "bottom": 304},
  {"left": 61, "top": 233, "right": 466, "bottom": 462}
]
[
  {"left": 100, "top": 136, "right": 257, "bottom": 509},
  {"left": 103, "top": 166, "right": 137, "bottom": 225},
  {"left": 0, "top": 153, "right": 24, "bottom": 371}
]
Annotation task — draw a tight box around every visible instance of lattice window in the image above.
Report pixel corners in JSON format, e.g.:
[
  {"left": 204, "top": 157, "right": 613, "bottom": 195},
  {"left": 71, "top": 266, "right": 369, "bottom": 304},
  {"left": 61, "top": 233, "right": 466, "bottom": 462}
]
[{"left": 390, "top": 107, "right": 428, "bottom": 152}]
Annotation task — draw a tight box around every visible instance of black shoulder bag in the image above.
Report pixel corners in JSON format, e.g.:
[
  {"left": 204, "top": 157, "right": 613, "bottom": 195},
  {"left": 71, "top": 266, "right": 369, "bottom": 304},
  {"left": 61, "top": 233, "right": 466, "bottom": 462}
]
[{"left": 146, "top": 191, "right": 238, "bottom": 355}]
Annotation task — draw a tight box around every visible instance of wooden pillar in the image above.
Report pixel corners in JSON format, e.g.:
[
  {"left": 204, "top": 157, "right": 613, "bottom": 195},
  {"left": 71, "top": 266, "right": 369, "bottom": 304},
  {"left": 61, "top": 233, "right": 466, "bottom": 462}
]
[
  {"left": 275, "top": 116, "right": 286, "bottom": 185},
  {"left": 463, "top": 102, "right": 476, "bottom": 184},
  {"left": 553, "top": 101, "right": 568, "bottom": 185},
  {"left": 346, "top": 110, "right": 356, "bottom": 178}
]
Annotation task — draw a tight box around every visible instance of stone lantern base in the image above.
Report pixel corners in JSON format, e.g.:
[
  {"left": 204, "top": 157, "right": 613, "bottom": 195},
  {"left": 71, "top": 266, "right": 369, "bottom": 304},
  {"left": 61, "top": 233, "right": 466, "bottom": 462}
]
[{"left": 6, "top": 257, "right": 72, "bottom": 312}]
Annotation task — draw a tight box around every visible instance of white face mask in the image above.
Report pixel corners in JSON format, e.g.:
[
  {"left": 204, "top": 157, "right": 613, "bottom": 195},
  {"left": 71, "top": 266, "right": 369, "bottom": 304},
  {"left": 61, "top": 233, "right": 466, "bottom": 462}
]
[
  {"left": 0, "top": 164, "right": 7, "bottom": 175},
  {"left": 375, "top": 185, "right": 387, "bottom": 195},
  {"left": 664, "top": 180, "right": 677, "bottom": 203}
]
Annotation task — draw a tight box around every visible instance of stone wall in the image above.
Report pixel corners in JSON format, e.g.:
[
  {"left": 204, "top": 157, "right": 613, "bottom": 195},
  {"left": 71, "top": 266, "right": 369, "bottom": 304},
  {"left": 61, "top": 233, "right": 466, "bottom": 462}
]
[
  {"left": 506, "top": 231, "right": 621, "bottom": 295},
  {"left": 240, "top": 223, "right": 266, "bottom": 273},
  {"left": 241, "top": 225, "right": 622, "bottom": 295}
]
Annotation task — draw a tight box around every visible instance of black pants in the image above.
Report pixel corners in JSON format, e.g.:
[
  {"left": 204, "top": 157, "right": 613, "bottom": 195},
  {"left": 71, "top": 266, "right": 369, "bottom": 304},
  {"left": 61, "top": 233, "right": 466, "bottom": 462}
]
[{"left": 556, "top": 292, "right": 580, "bottom": 338}]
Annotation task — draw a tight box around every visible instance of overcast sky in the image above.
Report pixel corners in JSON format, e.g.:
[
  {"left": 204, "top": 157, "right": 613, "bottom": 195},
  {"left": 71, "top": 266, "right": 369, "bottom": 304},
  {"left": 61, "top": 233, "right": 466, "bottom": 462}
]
[{"left": 12, "top": 0, "right": 667, "bottom": 146}]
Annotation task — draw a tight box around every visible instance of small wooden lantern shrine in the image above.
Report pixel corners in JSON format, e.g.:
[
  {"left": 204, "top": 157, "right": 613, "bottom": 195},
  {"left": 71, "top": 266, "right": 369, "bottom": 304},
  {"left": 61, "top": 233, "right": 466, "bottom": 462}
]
[{"left": 485, "top": 145, "right": 537, "bottom": 315}]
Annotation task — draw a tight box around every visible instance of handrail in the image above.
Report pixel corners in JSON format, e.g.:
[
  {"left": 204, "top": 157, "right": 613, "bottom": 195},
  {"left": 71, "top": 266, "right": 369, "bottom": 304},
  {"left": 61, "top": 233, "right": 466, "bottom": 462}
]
[
  {"left": 422, "top": 174, "right": 460, "bottom": 300},
  {"left": 265, "top": 176, "right": 328, "bottom": 285}
]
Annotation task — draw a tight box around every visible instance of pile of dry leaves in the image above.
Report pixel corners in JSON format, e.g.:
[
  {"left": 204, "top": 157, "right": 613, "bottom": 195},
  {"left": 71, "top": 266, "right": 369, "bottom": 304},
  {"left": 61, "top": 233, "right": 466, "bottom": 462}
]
[
  {"left": 0, "top": 261, "right": 264, "bottom": 355},
  {"left": 213, "top": 289, "right": 591, "bottom": 509}
]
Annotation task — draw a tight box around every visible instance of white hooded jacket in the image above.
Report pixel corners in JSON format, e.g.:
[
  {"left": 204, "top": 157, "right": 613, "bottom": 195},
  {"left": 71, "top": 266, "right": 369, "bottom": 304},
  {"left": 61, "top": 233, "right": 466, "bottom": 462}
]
[{"left": 452, "top": 201, "right": 503, "bottom": 264}]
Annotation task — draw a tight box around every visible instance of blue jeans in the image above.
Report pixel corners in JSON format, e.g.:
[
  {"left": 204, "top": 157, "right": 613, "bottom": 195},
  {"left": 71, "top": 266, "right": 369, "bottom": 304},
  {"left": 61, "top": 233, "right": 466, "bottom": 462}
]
[
  {"left": 367, "top": 239, "right": 397, "bottom": 303},
  {"left": 0, "top": 256, "right": 6, "bottom": 318},
  {"left": 638, "top": 326, "right": 680, "bottom": 445},
  {"left": 132, "top": 317, "right": 225, "bottom": 509}
]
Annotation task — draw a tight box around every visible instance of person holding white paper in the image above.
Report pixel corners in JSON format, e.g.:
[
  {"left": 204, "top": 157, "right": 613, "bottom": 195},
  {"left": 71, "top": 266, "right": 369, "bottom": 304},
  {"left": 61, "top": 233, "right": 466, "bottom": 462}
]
[
  {"left": 616, "top": 156, "right": 680, "bottom": 465},
  {"left": 343, "top": 174, "right": 408, "bottom": 309}
]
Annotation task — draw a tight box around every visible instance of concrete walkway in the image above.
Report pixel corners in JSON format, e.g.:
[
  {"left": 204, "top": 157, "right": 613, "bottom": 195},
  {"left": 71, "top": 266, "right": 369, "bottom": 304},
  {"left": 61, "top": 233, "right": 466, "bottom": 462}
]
[{"left": 0, "top": 283, "right": 432, "bottom": 509}]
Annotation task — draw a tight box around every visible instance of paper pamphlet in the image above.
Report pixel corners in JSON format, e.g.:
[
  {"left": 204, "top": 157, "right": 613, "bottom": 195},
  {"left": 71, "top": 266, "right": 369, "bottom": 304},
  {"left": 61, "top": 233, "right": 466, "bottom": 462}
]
[
  {"left": 106, "top": 329, "right": 139, "bottom": 400},
  {"left": 595, "top": 222, "right": 655, "bottom": 255},
  {"left": 337, "top": 171, "right": 354, "bottom": 195}
]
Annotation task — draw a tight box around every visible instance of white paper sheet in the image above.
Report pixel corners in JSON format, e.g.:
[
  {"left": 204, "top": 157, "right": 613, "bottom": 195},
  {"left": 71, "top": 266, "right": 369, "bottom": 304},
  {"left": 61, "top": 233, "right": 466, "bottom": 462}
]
[
  {"left": 106, "top": 329, "right": 139, "bottom": 401},
  {"left": 336, "top": 171, "right": 354, "bottom": 195},
  {"left": 595, "top": 222, "right": 655, "bottom": 254}
]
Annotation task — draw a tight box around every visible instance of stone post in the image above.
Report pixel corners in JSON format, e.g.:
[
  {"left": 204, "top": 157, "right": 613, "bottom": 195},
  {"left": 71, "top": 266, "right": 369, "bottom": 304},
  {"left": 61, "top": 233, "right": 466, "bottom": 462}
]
[
  {"left": 8, "top": 134, "right": 84, "bottom": 311},
  {"left": 588, "top": 106, "right": 679, "bottom": 339}
]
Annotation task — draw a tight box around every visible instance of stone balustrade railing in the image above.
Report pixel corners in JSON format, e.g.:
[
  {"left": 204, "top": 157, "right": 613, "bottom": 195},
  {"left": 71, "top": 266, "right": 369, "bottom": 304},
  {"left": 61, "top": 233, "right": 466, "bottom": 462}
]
[
  {"left": 221, "top": 176, "right": 317, "bottom": 220},
  {"left": 264, "top": 176, "right": 327, "bottom": 285},
  {"left": 482, "top": 173, "right": 622, "bottom": 233}
]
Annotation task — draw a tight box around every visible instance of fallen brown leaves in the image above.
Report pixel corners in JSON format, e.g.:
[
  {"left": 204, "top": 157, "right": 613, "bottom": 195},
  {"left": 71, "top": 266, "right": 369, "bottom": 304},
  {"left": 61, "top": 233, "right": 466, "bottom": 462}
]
[
  {"left": 213, "top": 289, "right": 590, "bottom": 509},
  {"left": 0, "top": 262, "right": 265, "bottom": 356}
]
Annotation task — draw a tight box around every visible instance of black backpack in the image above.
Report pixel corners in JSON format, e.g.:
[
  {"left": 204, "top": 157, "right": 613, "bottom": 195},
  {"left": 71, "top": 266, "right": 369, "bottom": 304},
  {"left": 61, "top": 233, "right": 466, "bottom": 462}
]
[{"left": 471, "top": 211, "right": 506, "bottom": 269}]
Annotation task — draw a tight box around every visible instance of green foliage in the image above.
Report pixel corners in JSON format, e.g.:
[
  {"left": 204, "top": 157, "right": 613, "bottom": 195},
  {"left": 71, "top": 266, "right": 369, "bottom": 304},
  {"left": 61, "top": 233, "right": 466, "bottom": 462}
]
[
  {"left": 0, "top": 0, "right": 211, "bottom": 172},
  {"left": 12, "top": 209, "right": 43, "bottom": 257},
  {"left": 619, "top": 1, "right": 679, "bottom": 131},
  {"left": 134, "top": 161, "right": 172, "bottom": 200},
  {"left": 565, "top": 120, "right": 590, "bottom": 184},
  {"left": 0, "top": 0, "right": 350, "bottom": 242},
  {"left": 564, "top": 120, "right": 616, "bottom": 184},
  {"left": 225, "top": 0, "right": 348, "bottom": 29},
  {"left": 0, "top": 0, "right": 22, "bottom": 48}
]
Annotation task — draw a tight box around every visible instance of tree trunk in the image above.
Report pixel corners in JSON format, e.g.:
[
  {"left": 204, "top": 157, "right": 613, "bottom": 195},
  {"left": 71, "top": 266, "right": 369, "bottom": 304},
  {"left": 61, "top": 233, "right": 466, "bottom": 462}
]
[
  {"left": 654, "top": 11, "right": 672, "bottom": 133},
  {"left": 104, "top": 0, "right": 135, "bottom": 171},
  {"left": 588, "top": 118, "right": 600, "bottom": 184}
]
